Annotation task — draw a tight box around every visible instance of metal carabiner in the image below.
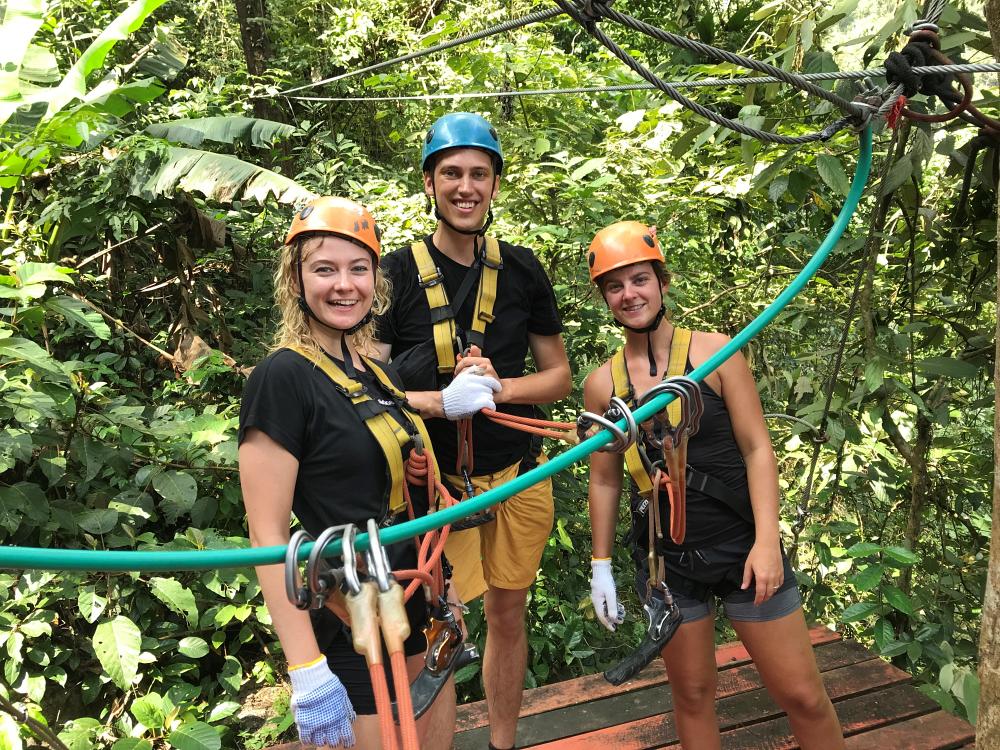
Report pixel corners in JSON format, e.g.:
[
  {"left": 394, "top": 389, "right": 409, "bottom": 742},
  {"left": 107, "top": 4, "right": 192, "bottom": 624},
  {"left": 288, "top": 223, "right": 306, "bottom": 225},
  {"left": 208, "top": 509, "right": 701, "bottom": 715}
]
[
  {"left": 577, "top": 410, "right": 630, "bottom": 452},
  {"left": 671, "top": 377, "right": 704, "bottom": 437},
  {"left": 307, "top": 525, "right": 348, "bottom": 609},
  {"left": 284, "top": 529, "right": 314, "bottom": 610},
  {"left": 340, "top": 524, "right": 362, "bottom": 597},
  {"left": 364, "top": 519, "right": 394, "bottom": 594},
  {"left": 605, "top": 396, "right": 638, "bottom": 449}
]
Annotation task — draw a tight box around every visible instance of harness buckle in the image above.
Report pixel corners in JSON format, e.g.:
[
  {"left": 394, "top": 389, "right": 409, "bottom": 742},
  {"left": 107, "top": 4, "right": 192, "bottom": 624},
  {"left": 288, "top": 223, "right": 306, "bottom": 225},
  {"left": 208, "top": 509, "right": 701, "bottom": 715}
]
[
  {"left": 419, "top": 267, "right": 445, "bottom": 289},
  {"left": 478, "top": 253, "right": 503, "bottom": 271},
  {"left": 334, "top": 382, "right": 367, "bottom": 399}
]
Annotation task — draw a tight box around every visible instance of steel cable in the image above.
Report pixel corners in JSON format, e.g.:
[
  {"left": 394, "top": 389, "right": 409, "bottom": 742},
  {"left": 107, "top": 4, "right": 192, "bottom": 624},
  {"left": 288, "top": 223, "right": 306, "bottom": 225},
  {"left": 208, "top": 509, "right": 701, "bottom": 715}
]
[
  {"left": 276, "top": 6, "right": 565, "bottom": 96},
  {"left": 554, "top": 0, "right": 859, "bottom": 144}
]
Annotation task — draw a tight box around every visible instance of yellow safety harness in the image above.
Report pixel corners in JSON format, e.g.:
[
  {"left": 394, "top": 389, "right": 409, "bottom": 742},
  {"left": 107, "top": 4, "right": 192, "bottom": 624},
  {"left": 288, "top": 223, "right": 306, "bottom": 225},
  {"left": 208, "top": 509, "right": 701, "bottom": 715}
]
[
  {"left": 410, "top": 237, "right": 502, "bottom": 374},
  {"left": 610, "top": 328, "right": 692, "bottom": 498},
  {"left": 289, "top": 346, "right": 438, "bottom": 515}
]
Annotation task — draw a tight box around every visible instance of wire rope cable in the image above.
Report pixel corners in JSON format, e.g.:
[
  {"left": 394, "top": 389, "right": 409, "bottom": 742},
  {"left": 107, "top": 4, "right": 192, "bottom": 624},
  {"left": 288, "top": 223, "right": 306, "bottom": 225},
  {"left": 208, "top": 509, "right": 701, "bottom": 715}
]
[
  {"left": 283, "top": 62, "right": 1000, "bottom": 103},
  {"left": 553, "top": 0, "right": 860, "bottom": 144},
  {"left": 0, "top": 128, "right": 873, "bottom": 573},
  {"left": 275, "top": 6, "right": 565, "bottom": 96}
]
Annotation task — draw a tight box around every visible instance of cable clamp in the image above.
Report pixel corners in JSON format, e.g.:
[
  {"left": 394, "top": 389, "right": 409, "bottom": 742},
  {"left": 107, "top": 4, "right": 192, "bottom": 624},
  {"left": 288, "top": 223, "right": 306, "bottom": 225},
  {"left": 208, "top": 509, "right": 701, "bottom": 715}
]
[
  {"left": 905, "top": 20, "right": 940, "bottom": 36},
  {"left": 577, "top": 0, "right": 613, "bottom": 26}
]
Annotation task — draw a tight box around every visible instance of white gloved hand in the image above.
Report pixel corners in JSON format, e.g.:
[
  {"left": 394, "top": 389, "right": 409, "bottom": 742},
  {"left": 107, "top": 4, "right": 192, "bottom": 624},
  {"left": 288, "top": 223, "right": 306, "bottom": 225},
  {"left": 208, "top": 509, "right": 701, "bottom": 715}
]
[
  {"left": 289, "top": 659, "right": 356, "bottom": 747},
  {"left": 441, "top": 370, "right": 501, "bottom": 420},
  {"left": 590, "top": 558, "right": 624, "bottom": 632}
]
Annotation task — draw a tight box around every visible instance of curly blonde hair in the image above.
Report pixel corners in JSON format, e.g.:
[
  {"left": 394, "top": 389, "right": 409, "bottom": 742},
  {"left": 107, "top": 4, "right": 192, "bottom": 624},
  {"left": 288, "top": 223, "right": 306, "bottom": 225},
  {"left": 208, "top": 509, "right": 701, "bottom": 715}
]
[{"left": 271, "top": 234, "right": 391, "bottom": 358}]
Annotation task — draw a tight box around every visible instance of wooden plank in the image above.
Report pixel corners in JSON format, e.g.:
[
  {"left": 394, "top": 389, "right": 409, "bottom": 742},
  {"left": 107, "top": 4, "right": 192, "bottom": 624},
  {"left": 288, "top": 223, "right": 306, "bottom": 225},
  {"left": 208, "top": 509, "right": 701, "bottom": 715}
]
[
  {"left": 699, "top": 684, "right": 940, "bottom": 749},
  {"left": 843, "top": 711, "right": 975, "bottom": 748},
  {"left": 455, "top": 625, "right": 840, "bottom": 732},
  {"left": 516, "top": 655, "right": 909, "bottom": 750},
  {"left": 455, "top": 641, "right": 868, "bottom": 750}
]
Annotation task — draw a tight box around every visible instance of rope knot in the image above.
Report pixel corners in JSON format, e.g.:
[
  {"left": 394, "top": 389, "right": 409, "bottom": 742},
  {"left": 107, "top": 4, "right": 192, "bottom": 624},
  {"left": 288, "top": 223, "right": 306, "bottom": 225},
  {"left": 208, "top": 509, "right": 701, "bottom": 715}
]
[{"left": 405, "top": 450, "right": 429, "bottom": 486}]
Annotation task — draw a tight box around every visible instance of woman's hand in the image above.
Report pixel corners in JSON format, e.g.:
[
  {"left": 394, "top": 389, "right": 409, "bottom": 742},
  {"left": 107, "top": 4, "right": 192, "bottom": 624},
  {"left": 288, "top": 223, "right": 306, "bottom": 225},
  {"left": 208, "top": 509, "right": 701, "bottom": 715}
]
[{"left": 741, "top": 539, "right": 784, "bottom": 606}]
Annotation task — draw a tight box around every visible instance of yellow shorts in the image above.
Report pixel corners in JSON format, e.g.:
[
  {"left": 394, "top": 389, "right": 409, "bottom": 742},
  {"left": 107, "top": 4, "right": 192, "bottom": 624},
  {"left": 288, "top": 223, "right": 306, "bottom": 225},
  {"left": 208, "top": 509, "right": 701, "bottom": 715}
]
[{"left": 443, "top": 454, "right": 554, "bottom": 602}]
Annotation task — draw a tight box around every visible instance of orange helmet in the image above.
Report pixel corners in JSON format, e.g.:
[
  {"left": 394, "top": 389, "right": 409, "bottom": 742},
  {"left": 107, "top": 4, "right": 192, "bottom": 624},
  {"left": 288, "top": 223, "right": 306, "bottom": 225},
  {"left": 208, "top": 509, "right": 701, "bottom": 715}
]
[
  {"left": 587, "top": 221, "right": 663, "bottom": 282},
  {"left": 284, "top": 196, "right": 382, "bottom": 262}
]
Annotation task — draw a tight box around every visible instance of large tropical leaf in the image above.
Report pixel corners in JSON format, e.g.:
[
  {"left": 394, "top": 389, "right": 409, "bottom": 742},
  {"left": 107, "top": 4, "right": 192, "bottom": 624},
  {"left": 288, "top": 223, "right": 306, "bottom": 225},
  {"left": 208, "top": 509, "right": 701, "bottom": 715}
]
[
  {"left": 132, "top": 147, "right": 315, "bottom": 204},
  {"left": 0, "top": 0, "right": 45, "bottom": 126},
  {"left": 145, "top": 116, "right": 297, "bottom": 148},
  {"left": 43, "top": 0, "right": 169, "bottom": 120},
  {"left": 136, "top": 25, "right": 189, "bottom": 81}
]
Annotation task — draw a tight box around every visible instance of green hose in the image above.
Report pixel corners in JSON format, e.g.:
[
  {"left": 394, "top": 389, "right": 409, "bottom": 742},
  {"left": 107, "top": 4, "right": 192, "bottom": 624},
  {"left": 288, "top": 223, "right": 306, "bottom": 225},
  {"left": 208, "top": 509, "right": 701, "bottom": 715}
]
[{"left": 0, "top": 127, "right": 873, "bottom": 573}]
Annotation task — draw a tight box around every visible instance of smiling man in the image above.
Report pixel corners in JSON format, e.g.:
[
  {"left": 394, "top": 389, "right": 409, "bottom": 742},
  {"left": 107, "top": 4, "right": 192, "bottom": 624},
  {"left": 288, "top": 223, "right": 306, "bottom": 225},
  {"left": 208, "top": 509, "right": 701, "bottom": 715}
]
[{"left": 375, "top": 112, "right": 571, "bottom": 750}]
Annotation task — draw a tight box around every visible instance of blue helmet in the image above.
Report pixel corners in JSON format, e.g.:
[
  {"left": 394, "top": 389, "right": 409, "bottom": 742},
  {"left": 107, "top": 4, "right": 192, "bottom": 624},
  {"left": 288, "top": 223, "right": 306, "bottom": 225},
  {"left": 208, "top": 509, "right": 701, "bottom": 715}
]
[{"left": 421, "top": 112, "right": 503, "bottom": 175}]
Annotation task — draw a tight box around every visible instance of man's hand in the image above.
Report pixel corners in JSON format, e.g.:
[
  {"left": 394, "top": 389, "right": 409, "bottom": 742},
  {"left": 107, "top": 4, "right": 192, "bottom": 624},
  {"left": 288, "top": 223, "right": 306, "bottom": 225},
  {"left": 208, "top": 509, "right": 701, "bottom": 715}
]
[{"left": 441, "top": 368, "right": 501, "bottom": 420}]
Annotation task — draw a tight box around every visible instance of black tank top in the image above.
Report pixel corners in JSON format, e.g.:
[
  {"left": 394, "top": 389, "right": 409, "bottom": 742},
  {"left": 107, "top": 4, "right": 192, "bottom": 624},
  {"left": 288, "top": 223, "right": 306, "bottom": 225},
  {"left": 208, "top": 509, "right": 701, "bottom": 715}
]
[{"left": 628, "top": 360, "right": 754, "bottom": 550}]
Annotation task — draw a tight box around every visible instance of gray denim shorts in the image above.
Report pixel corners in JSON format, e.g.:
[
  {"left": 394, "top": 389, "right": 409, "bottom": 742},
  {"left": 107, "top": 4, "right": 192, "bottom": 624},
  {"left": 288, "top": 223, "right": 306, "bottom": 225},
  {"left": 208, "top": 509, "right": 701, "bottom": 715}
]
[{"left": 635, "top": 535, "right": 802, "bottom": 624}]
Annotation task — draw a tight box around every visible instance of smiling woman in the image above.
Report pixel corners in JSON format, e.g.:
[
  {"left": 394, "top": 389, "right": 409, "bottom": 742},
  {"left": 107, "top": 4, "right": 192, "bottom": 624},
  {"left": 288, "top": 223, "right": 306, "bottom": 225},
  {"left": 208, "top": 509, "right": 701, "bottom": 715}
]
[{"left": 237, "top": 196, "right": 462, "bottom": 748}]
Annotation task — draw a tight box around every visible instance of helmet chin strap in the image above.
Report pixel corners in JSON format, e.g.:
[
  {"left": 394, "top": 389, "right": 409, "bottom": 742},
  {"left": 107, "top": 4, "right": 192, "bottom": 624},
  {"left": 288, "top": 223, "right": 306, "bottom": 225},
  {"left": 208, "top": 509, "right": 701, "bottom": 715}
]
[
  {"left": 616, "top": 304, "right": 667, "bottom": 377},
  {"left": 296, "top": 246, "right": 371, "bottom": 378}
]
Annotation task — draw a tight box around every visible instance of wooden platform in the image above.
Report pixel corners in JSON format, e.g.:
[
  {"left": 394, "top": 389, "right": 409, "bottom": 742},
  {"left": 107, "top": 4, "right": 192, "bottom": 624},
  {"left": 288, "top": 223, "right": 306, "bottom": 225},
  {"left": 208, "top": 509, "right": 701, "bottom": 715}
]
[{"left": 454, "top": 626, "right": 976, "bottom": 749}]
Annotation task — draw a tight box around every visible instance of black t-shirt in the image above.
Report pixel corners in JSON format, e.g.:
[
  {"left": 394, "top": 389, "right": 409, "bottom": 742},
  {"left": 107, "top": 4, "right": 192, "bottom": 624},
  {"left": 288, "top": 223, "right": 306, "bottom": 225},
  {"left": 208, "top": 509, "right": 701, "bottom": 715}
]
[
  {"left": 238, "top": 348, "right": 423, "bottom": 536},
  {"left": 376, "top": 235, "right": 563, "bottom": 474}
]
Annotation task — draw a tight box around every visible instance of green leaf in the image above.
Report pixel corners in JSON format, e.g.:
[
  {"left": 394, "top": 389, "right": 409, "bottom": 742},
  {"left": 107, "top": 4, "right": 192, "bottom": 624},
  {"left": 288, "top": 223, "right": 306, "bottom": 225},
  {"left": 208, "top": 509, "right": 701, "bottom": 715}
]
[
  {"left": 168, "top": 721, "right": 221, "bottom": 750},
  {"left": 960, "top": 671, "right": 979, "bottom": 723},
  {"left": 569, "top": 157, "right": 605, "bottom": 181},
  {"left": 816, "top": 154, "right": 850, "bottom": 196},
  {"left": 880, "top": 156, "right": 913, "bottom": 196},
  {"left": 840, "top": 601, "right": 878, "bottom": 622},
  {"left": 0, "top": 712, "right": 23, "bottom": 750},
  {"left": 0, "top": 0, "right": 45, "bottom": 128},
  {"left": 14, "top": 262, "right": 75, "bottom": 287},
  {"left": 882, "top": 584, "right": 915, "bottom": 615},
  {"left": 131, "top": 692, "right": 166, "bottom": 730},
  {"left": 0, "top": 485, "right": 27, "bottom": 535},
  {"left": 133, "top": 146, "right": 314, "bottom": 205},
  {"left": 39, "top": 455, "right": 66, "bottom": 486},
  {"left": 882, "top": 545, "right": 921, "bottom": 565},
  {"left": 77, "top": 508, "right": 119, "bottom": 535},
  {"left": 136, "top": 25, "right": 188, "bottom": 81},
  {"left": 44, "top": 0, "right": 171, "bottom": 121},
  {"left": 78, "top": 587, "right": 107, "bottom": 624},
  {"left": 178, "top": 636, "right": 209, "bottom": 658},
  {"left": 0, "top": 336, "right": 69, "bottom": 378},
  {"left": 44, "top": 297, "right": 111, "bottom": 339},
  {"left": 112, "top": 740, "right": 153, "bottom": 750},
  {"left": 152, "top": 470, "right": 197, "bottom": 522},
  {"left": 145, "top": 116, "right": 296, "bottom": 148},
  {"left": 0, "top": 482, "right": 47, "bottom": 530},
  {"left": 150, "top": 577, "right": 198, "bottom": 628},
  {"left": 206, "top": 700, "right": 240, "bottom": 722},
  {"left": 218, "top": 655, "right": 242, "bottom": 694},
  {"left": 92, "top": 616, "right": 141, "bottom": 690},
  {"left": 58, "top": 718, "right": 102, "bottom": 750},
  {"left": 915, "top": 357, "right": 979, "bottom": 379},
  {"left": 846, "top": 542, "right": 881, "bottom": 558},
  {"left": 848, "top": 564, "right": 884, "bottom": 592}
]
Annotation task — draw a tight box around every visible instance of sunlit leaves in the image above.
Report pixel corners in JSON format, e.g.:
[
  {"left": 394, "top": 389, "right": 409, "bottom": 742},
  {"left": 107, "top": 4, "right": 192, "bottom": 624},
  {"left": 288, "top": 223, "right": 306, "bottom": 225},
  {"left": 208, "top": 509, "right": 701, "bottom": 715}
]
[{"left": 92, "top": 616, "right": 142, "bottom": 690}]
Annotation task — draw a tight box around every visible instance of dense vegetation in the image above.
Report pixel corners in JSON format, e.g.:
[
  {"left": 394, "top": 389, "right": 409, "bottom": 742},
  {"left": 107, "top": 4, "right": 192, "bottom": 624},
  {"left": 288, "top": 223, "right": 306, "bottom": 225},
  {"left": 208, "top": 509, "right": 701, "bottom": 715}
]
[{"left": 0, "top": 0, "right": 996, "bottom": 746}]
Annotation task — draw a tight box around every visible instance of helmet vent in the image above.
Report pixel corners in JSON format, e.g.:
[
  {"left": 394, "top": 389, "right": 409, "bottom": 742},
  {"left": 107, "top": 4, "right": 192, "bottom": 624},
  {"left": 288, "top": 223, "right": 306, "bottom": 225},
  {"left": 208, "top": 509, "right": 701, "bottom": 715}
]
[
  {"left": 643, "top": 234, "right": 655, "bottom": 248},
  {"left": 588, "top": 251, "right": 596, "bottom": 267},
  {"left": 300, "top": 206, "right": 313, "bottom": 219}
]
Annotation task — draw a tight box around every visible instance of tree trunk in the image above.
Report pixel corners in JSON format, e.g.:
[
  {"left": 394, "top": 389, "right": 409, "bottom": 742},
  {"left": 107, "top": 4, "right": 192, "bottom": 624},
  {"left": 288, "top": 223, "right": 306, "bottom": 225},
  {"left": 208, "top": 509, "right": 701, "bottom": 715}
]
[
  {"left": 233, "top": 0, "right": 282, "bottom": 122},
  {"left": 978, "top": 2, "right": 1000, "bottom": 744}
]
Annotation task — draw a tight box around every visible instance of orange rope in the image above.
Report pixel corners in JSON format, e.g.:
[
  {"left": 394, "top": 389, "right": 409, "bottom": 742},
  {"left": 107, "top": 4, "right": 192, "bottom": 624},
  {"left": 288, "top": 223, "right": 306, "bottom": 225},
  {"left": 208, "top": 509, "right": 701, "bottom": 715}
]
[
  {"left": 369, "top": 663, "right": 399, "bottom": 750},
  {"left": 389, "top": 650, "right": 419, "bottom": 750},
  {"left": 481, "top": 408, "right": 579, "bottom": 444}
]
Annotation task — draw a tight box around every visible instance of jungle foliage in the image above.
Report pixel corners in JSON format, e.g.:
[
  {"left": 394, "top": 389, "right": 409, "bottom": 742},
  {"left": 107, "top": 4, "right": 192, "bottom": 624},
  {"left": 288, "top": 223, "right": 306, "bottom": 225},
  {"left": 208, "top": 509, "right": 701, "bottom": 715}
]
[{"left": 0, "top": 0, "right": 996, "bottom": 746}]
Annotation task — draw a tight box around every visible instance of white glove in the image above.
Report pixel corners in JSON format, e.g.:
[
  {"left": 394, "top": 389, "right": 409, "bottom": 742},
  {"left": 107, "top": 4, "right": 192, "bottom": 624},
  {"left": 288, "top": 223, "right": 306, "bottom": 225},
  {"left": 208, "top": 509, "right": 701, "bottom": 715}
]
[
  {"left": 590, "top": 558, "right": 624, "bottom": 632},
  {"left": 289, "top": 658, "right": 356, "bottom": 747},
  {"left": 441, "top": 370, "right": 501, "bottom": 420}
]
